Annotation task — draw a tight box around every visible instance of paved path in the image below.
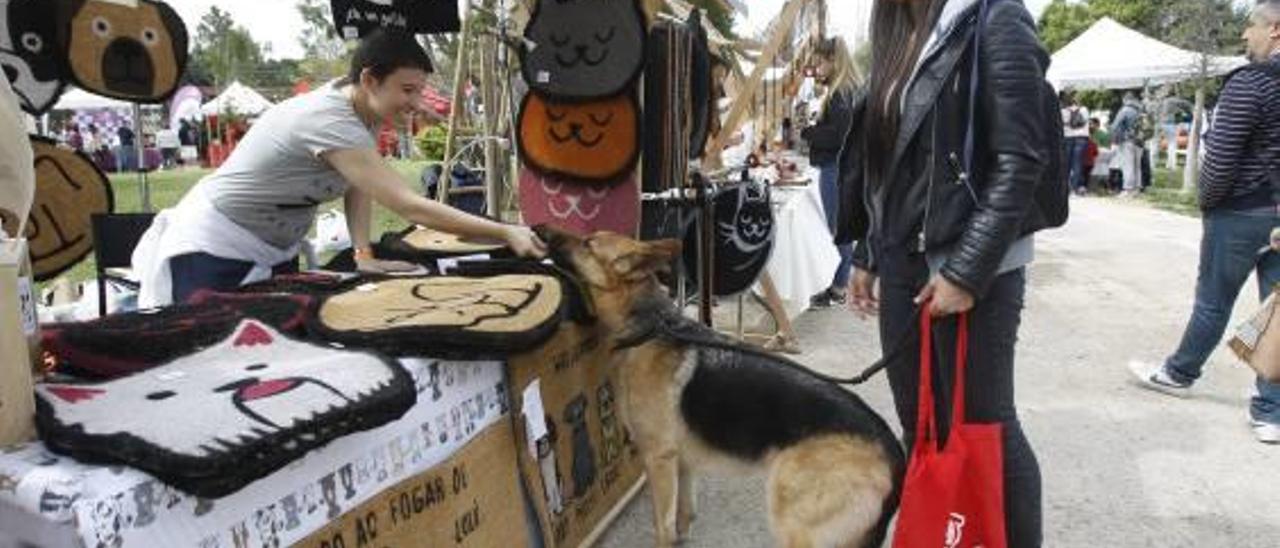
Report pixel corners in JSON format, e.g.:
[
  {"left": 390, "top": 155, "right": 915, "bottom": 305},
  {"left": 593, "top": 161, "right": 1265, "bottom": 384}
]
[{"left": 598, "top": 197, "right": 1280, "bottom": 547}]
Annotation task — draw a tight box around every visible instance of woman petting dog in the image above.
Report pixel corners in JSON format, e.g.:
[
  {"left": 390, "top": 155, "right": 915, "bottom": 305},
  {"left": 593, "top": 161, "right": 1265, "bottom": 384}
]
[
  {"left": 837, "top": 0, "right": 1064, "bottom": 546},
  {"left": 132, "top": 31, "right": 546, "bottom": 307}
]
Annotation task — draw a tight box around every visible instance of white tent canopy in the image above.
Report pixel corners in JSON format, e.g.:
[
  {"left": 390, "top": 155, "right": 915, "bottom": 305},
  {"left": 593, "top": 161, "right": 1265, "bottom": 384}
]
[
  {"left": 51, "top": 88, "right": 132, "bottom": 111},
  {"left": 200, "top": 81, "right": 273, "bottom": 116},
  {"left": 1047, "top": 17, "right": 1246, "bottom": 90}
]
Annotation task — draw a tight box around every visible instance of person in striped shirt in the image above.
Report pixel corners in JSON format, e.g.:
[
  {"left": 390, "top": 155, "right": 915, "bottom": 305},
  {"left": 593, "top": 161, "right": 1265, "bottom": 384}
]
[{"left": 1130, "top": 0, "right": 1280, "bottom": 444}]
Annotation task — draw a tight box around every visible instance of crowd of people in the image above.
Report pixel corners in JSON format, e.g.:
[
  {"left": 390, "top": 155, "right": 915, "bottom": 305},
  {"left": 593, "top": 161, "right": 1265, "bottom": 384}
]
[{"left": 52, "top": 118, "right": 207, "bottom": 173}]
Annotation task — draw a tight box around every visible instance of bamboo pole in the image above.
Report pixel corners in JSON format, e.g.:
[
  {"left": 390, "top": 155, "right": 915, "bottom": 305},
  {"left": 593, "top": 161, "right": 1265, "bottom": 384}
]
[
  {"left": 705, "top": 0, "right": 809, "bottom": 166},
  {"left": 440, "top": 2, "right": 475, "bottom": 203}
]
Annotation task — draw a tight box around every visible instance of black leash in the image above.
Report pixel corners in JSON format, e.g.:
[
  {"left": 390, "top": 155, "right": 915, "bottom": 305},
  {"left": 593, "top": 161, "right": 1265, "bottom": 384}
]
[{"left": 613, "top": 297, "right": 924, "bottom": 387}]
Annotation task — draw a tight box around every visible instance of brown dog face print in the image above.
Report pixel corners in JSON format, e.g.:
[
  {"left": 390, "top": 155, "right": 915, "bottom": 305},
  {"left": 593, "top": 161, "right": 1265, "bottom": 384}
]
[
  {"left": 61, "top": 0, "right": 189, "bottom": 102},
  {"left": 1, "top": 136, "right": 113, "bottom": 281}
]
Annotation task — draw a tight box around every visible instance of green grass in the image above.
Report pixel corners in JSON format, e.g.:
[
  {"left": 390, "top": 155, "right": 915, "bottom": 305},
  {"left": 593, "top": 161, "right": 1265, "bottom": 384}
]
[
  {"left": 50, "top": 160, "right": 429, "bottom": 290},
  {"left": 1140, "top": 167, "right": 1202, "bottom": 217}
]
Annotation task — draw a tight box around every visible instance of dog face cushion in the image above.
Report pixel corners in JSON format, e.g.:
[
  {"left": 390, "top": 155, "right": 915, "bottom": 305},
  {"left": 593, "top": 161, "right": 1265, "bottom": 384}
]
[
  {"left": 312, "top": 271, "right": 569, "bottom": 358},
  {"left": 520, "top": 0, "right": 645, "bottom": 101},
  {"left": 330, "top": 0, "right": 459, "bottom": 39},
  {"left": 61, "top": 0, "right": 188, "bottom": 102},
  {"left": 0, "top": 136, "right": 113, "bottom": 282},
  {"left": 518, "top": 170, "right": 639, "bottom": 237},
  {"left": 518, "top": 91, "right": 640, "bottom": 185},
  {"left": 35, "top": 320, "right": 415, "bottom": 498},
  {"left": 0, "top": 0, "right": 67, "bottom": 114}
]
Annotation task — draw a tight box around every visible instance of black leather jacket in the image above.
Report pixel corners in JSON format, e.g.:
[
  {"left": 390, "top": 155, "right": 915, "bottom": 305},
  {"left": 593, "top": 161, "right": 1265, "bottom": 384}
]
[{"left": 835, "top": 0, "right": 1060, "bottom": 297}]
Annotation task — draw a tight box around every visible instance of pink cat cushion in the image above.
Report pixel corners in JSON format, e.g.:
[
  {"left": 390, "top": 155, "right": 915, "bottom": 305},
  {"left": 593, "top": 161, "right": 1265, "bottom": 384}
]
[
  {"left": 518, "top": 169, "right": 639, "bottom": 237},
  {"left": 34, "top": 320, "right": 415, "bottom": 498}
]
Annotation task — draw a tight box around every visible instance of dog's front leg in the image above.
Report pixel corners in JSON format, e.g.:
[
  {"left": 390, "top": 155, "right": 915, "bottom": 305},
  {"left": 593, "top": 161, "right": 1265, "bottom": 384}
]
[
  {"left": 676, "top": 459, "right": 697, "bottom": 540},
  {"left": 644, "top": 451, "right": 681, "bottom": 547}
]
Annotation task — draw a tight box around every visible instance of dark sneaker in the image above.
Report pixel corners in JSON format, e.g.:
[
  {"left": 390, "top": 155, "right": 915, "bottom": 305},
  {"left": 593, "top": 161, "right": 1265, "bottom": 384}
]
[{"left": 809, "top": 288, "right": 847, "bottom": 309}]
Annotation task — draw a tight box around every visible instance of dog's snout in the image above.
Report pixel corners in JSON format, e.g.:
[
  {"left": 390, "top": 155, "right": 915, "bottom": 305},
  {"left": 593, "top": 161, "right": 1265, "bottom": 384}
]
[{"left": 102, "top": 38, "right": 154, "bottom": 96}]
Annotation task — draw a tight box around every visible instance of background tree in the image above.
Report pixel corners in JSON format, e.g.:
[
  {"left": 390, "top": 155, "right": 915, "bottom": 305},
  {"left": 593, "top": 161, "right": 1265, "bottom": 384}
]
[
  {"left": 193, "top": 6, "right": 266, "bottom": 87},
  {"left": 296, "top": 0, "right": 352, "bottom": 83}
]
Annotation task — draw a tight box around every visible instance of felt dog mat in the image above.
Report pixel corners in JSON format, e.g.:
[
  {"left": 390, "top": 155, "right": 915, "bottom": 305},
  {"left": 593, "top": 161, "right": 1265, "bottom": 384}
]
[
  {"left": 517, "top": 91, "right": 641, "bottom": 185},
  {"left": 682, "top": 180, "right": 775, "bottom": 296},
  {"left": 330, "top": 0, "right": 459, "bottom": 39},
  {"left": 311, "top": 266, "right": 571, "bottom": 359},
  {"left": 42, "top": 292, "right": 313, "bottom": 380},
  {"left": 0, "top": 136, "right": 114, "bottom": 282},
  {"left": 35, "top": 320, "right": 415, "bottom": 499},
  {"left": 520, "top": 0, "right": 645, "bottom": 102},
  {"left": 518, "top": 170, "right": 639, "bottom": 237},
  {"left": 0, "top": 0, "right": 68, "bottom": 114},
  {"left": 59, "top": 0, "right": 189, "bottom": 103}
]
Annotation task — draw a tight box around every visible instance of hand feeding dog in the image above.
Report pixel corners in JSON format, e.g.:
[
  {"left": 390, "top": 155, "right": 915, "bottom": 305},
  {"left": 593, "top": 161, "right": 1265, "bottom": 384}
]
[{"left": 540, "top": 227, "right": 905, "bottom": 548}]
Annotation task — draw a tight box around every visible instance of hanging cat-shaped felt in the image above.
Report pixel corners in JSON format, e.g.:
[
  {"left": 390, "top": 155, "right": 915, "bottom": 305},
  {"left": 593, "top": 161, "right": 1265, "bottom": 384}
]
[
  {"left": 518, "top": 91, "right": 640, "bottom": 185},
  {"left": 330, "top": 0, "right": 459, "bottom": 39},
  {"left": 682, "top": 181, "right": 775, "bottom": 297},
  {"left": 311, "top": 270, "right": 569, "bottom": 359},
  {"left": 1, "top": 136, "right": 113, "bottom": 282},
  {"left": 0, "top": 0, "right": 68, "bottom": 114},
  {"left": 518, "top": 170, "right": 638, "bottom": 237},
  {"left": 520, "top": 0, "right": 646, "bottom": 101},
  {"left": 59, "top": 0, "right": 188, "bottom": 102},
  {"left": 35, "top": 320, "right": 415, "bottom": 498}
]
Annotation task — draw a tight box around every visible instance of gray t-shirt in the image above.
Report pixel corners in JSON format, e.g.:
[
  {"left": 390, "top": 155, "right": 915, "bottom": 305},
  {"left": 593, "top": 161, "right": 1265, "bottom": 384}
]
[{"left": 206, "top": 85, "right": 376, "bottom": 249}]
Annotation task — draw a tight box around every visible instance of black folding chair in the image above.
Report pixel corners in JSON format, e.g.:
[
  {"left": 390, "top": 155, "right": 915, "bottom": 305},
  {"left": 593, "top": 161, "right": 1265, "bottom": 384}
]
[{"left": 90, "top": 213, "right": 155, "bottom": 317}]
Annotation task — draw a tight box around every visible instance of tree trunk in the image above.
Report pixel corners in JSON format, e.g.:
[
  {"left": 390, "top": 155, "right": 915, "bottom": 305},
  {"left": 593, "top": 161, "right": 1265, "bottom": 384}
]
[{"left": 1182, "top": 88, "right": 1205, "bottom": 194}]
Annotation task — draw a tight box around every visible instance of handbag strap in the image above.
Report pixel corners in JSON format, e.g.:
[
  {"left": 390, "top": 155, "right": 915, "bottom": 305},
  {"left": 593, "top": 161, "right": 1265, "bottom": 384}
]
[
  {"left": 962, "top": 0, "right": 992, "bottom": 179},
  {"left": 915, "top": 307, "right": 972, "bottom": 451}
]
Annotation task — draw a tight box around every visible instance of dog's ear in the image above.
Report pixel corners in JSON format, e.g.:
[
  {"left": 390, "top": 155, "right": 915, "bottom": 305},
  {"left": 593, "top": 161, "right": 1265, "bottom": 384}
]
[{"left": 612, "top": 239, "right": 682, "bottom": 281}]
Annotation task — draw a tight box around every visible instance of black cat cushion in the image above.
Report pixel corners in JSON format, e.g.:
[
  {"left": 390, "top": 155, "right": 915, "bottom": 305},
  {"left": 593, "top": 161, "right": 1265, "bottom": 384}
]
[
  {"left": 683, "top": 181, "right": 775, "bottom": 296},
  {"left": 59, "top": 0, "right": 189, "bottom": 102},
  {"left": 0, "top": 0, "right": 68, "bottom": 114},
  {"left": 520, "top": 0, "right": 646, "bottom": 102},
  {"left": 35, "top": 320, "right": 415, "bottom": 498}
]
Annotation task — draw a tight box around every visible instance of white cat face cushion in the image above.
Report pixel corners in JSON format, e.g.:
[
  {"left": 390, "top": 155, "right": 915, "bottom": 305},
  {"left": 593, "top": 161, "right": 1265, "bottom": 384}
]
[{"left": 34, "top": 320, "right": 415, "bottom": 498}]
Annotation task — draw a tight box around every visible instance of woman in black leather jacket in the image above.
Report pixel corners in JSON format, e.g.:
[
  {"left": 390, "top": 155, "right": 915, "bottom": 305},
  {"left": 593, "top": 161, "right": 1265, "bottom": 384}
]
[{"left": 835, "top": 0, "right": 1064, "bottom": 545}]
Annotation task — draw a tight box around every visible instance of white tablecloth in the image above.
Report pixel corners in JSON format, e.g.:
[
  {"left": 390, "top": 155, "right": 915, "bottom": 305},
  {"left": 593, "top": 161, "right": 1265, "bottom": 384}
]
[{"left": 755, "top": 167, "right": 841, "bottom": 320}]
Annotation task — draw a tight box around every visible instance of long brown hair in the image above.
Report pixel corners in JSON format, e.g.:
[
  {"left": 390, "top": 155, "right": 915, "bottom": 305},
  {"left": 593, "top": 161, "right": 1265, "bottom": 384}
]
[{"left": 865, "top": 0, "right": 944, "bottom": 180}]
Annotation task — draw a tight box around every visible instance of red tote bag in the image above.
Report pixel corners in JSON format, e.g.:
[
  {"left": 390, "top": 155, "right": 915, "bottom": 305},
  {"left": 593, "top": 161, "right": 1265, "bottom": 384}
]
[{"left": 893, "top": 311, "right": 1006, "bottom": 548}]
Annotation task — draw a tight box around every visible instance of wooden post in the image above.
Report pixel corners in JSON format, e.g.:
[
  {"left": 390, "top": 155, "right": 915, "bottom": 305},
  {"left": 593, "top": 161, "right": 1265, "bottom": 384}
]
[
  {"left": 706, "top": 0, "right": 809, "bottom": 165},
  {"left": 480, "top": 29, "right": 501, "bottom": 219},
  {"left": 1183, "top": 88, "right": 1205, "bottom": 193},
  {"left": 440, "top": 2, "right": 475, "bottom": 203}
]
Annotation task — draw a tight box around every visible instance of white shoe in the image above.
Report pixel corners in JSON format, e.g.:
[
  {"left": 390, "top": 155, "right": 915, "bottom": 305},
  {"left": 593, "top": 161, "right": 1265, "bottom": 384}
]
[
  {"left": 1128, "top": 360, "right": 1191, "bottom": 398},
  {"left": 1251, "top": 421, "right": 1280, "bottom": 444}
]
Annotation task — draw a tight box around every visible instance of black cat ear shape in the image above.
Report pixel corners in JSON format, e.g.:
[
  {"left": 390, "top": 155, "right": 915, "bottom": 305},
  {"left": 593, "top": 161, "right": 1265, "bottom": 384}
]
[
  {"left": 0, "top": 0, "right": 71, "bottom": 115},
  {"left": 58, "top": 0, "right": 189, "bottom": 103},
  {"left": 330, "top": 0, "right": 460, "bottom": 40},
  {"left": 520, "top": 0, "right": 647, "bottom": 102}
]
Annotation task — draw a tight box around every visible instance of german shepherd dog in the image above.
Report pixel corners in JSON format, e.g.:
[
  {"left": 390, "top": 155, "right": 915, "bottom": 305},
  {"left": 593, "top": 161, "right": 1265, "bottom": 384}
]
[{"left": 541, "top": 228, "right": 905, "bottom": 548}]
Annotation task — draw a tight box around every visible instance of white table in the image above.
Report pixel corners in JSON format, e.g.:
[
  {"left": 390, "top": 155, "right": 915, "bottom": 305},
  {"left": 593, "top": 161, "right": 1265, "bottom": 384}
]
[{"left": 755, "top": 167, "right": 841, "bottom": 320}]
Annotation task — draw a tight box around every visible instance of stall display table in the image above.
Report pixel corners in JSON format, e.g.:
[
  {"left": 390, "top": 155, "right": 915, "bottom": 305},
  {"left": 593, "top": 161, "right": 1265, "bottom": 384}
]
[
  {"left": 0, "top": 359, "right": 517, "bottom": 548},
  {"left": 755, "top": 166, "right": 841, "bottom": 320}
]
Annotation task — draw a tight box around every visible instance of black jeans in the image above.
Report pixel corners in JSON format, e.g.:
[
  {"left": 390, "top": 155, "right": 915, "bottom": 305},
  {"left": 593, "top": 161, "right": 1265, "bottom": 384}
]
[
  {"left": 170, "top": 252, "right": 298, "bottom": 303},
  {"left": 878, "top": 252, "right": 1042, "bottom": 547}
]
